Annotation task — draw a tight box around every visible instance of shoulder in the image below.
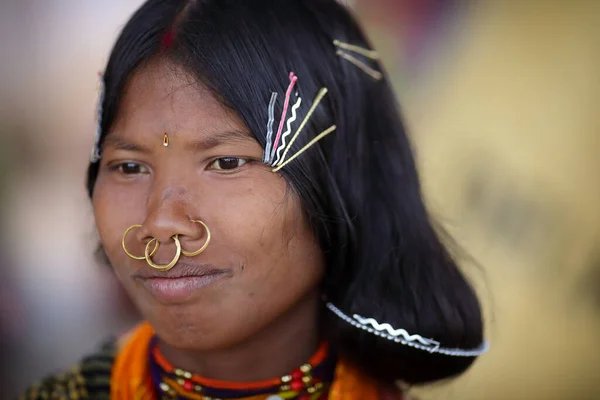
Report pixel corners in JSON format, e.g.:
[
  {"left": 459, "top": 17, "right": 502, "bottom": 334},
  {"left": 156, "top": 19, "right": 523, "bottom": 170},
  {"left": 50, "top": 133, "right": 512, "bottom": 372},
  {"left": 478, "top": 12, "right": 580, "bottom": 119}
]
[
  {"left": 19, "top": 338, "right": 117, "bottom": 400},
  {"left": 19, "top": 366, "right": 88, "bottom": 400}
]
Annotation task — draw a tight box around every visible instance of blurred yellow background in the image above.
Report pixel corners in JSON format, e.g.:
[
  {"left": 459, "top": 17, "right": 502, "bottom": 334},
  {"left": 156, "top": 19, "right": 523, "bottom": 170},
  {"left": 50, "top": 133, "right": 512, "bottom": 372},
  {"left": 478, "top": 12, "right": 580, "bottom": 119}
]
[{"left": 1, "top": 1, "right": 599, "bottom": 399}]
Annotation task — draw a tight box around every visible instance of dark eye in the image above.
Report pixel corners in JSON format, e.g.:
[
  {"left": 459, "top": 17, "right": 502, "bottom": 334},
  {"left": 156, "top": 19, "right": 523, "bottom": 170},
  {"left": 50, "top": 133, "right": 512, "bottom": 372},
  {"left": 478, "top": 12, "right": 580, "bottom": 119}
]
[
  {"left": 114, "top": 162, "right": 149, "bottom": 175},
  {"left": 209, "top": 157, "right": 248, "bottom": 171}
]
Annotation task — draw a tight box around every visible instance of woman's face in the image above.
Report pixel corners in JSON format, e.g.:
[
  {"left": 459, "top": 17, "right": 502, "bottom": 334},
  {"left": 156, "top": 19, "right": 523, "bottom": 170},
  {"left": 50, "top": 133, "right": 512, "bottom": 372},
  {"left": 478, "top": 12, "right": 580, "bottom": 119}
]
[{"left": 93, "top": 60, "right": 325, "bottom": 350}]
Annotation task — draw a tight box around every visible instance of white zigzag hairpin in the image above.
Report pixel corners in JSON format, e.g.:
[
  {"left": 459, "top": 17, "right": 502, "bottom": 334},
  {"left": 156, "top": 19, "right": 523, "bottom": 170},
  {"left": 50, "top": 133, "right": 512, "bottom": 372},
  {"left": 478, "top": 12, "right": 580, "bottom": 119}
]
[
  {"left": 272, "top": 95, "right": 302, "bottom": 166},
  {"left": 333, "top": 40, "right": 383, "bottom": 81},
  {"left": 326, "top": 302, "right": 489, "bottom": 357},
  {"left": 90, "top": 73, "right": 105, "bottom": 163},
  {"left": 265, "top": 72, "right": 336, "bottom": 172}
]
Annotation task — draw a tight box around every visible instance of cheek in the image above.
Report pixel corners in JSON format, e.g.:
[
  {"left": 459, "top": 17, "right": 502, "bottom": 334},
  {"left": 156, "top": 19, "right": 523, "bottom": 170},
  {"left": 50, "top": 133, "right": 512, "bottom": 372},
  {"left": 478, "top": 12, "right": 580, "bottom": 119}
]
[
  {"left": 211, "top": 180, "right": 322, "bottom": 286},
  {"left": 92, "top": 178, "right": 147, "bottom": 264},
  {"left": 208, "top": 179, "right": 294, "bottom": 260}
]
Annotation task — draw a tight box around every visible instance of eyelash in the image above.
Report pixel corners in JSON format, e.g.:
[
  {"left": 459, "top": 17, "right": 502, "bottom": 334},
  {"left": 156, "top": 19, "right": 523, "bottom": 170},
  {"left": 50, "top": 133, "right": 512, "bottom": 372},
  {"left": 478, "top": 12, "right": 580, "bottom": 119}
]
[
  {"left": 108, "top": 162, "right": 149, "bottom": 176},
  {"left": 108, "top": 157, "right": 250, "bottom": 176},
  {"left": 208, "top": 157, "right": 249, "bottom": 171}
]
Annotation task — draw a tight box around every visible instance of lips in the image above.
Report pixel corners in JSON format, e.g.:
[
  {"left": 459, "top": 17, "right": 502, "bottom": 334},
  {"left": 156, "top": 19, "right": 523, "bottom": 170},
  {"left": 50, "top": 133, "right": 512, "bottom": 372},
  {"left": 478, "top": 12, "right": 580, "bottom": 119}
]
[{"left": 132, "top": 263, "right": 230, "bottom": 303}]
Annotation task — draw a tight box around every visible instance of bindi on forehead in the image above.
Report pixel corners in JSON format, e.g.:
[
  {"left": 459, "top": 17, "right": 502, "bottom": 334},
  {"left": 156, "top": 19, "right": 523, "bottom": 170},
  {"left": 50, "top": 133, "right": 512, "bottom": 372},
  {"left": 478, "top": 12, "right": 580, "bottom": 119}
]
[
  {"left": 103, "top": 127, "right": 256, "bottom": 155},
  {"left": 110, "top": 63, "right": 253, "bottom": 150}
]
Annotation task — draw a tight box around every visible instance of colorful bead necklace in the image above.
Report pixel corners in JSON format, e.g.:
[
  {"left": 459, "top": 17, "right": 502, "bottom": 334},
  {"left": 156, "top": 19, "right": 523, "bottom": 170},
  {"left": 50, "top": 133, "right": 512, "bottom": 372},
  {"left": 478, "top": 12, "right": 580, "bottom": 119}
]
[{"left": 149, "top": 338, "right": 336, "bottom": 400}]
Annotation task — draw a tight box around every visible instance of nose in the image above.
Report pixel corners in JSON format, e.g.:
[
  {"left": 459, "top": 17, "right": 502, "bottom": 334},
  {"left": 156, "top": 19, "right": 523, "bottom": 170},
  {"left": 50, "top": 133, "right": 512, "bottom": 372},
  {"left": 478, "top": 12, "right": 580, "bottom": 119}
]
[{"left": 134, "top": 187, "right": 208, "bottom": 261}]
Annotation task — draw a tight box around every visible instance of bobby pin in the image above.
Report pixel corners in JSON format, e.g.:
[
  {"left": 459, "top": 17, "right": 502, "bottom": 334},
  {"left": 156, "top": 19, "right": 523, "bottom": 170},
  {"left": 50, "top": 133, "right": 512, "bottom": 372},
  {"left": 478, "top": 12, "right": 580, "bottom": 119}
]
[
  {"left": 272, "top": 95, "right": 302, "bottom": 166},
  {"left": 270, "top": 72, "right": 298, "bottom": 163},
  {"left": 263, "top": 92, "right": 278, "bottom": 163},
  {"left": 336, "top": 50, "right": 383, "bottom": 81},
  {"left": 272, "top": 125, "right": 337, "bottom": 173},
  {"left": 275, "top": 87, "right": 329, "bottom": 166},
  {"left": 333, "top": 39, "right": 380, "bottom": 60}
]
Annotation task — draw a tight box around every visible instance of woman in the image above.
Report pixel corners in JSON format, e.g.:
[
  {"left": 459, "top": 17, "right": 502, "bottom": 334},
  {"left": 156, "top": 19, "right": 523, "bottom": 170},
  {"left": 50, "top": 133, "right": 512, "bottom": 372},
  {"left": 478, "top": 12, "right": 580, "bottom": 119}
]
[{"left": 22, "top": 0, "right": 487, "bottom": 399}]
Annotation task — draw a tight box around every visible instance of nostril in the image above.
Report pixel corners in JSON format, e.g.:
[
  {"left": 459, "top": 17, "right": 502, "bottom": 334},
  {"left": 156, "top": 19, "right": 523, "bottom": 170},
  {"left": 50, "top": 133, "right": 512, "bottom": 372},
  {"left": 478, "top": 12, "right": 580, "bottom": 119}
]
[
  {"left": 134, "top": 225, "right": 152, "bottom": 243},
  {"left": 181, "top": 220, "right": 211, "bottom": 257}
]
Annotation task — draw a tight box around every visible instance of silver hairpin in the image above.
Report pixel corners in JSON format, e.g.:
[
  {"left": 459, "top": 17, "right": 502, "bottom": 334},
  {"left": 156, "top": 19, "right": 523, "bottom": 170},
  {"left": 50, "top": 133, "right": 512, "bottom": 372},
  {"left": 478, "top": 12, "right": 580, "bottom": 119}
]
[
  {"left": 326, "top": 302, "right": 489, "bottom": 357},
  {"left": 263, "top": 92, "right": 278, "bottom": 163},
  {"left": 90, "top": 74, "right": 105, "bottom": 163}
]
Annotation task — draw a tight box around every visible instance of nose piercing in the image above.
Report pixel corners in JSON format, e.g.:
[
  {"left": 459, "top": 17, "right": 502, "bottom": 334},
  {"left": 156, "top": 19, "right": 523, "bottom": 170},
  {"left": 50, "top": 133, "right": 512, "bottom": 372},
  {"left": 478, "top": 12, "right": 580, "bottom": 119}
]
[
  {"left": 122, "top": 220, "right": 211, "bottom": 272},
  {"left": 181, "top": 220, "right": 211, "bottom": 257},
  {"left": 144, "top": 235, "right": 181, "bottom": 272},
  {"left": 122, "top": 225, "right": 158, "bottom": 260}
]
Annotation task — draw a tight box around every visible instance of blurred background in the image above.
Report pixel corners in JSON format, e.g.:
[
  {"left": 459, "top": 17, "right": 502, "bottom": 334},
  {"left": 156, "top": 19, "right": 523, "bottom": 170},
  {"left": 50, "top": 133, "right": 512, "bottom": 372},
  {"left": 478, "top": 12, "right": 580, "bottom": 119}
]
[{"left": 1, "top": 0, "right": 599, "bottom": 399}]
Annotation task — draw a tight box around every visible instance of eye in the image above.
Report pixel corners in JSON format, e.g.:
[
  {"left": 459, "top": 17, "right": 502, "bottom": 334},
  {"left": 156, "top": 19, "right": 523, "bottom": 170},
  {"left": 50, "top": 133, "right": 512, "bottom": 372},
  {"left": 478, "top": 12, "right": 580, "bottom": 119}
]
[
  {"left": 111, "top": 162, "right": 150, "bottom": 175},
  {"left": 209, "top": 157, "right": 248, "bottom": 171}
]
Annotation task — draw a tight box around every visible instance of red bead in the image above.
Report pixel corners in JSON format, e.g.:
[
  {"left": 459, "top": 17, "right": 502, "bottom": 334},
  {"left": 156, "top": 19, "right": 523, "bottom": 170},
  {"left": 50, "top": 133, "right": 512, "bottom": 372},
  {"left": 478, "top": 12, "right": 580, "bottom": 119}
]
[
  {"left": 291, "top": 381, "right": 304, "bottom": 391},
  {"left": 298, "top": 395, "right": 310, "bottom": 400},
  {"left": 182, "top": 380, "right": 194, "bottom": 391},
  {"left": 291, "top": 369, "right": 303, "bottom": 380}
]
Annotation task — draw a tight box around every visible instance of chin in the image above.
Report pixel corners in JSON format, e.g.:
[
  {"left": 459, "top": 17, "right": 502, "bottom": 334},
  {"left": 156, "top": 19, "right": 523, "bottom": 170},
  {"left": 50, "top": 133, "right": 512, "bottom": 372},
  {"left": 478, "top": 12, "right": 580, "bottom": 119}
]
[
  {"left": 140, "top": 302, "right": 234, "bottom": 349},
  {"left": 157, "top": 320, "right": 241, "bottom": 352}
]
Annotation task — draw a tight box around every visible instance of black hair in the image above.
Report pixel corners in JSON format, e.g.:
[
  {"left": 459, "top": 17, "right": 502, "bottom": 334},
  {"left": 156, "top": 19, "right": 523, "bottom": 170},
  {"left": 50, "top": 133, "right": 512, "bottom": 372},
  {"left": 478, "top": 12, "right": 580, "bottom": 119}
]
[{"left": 87, "top": 0, "right": 484, "bottom": 388}]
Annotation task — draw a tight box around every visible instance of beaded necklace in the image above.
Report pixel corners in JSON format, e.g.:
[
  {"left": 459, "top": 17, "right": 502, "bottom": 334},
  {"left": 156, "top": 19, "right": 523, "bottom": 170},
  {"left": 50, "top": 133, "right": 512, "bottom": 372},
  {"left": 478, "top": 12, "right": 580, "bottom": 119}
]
[{"left": 149, "top": 338, "right": 336, "bottom": 400}]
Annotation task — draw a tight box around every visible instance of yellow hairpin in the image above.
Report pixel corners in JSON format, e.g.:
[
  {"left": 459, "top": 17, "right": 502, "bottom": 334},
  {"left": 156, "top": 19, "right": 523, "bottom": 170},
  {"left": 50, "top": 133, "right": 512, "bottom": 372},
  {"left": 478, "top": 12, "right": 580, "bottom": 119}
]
[
  {"left": 275, "top": 88, "right": 329, "bottom": 166},
  {"left": 333, "top": 40, "right": 383, "bottom": 81},
  {"left": 333, "top": 40, "right": 380, "bottom": 60},
  {"left": 336, "top": 51, "right": 383, "bottom": 80},
  {"left": 272, "top": 125, "right": 337, "bottom": 173},
  {"left": 271, "top": 87, "right": 335, "bottom": 172}
]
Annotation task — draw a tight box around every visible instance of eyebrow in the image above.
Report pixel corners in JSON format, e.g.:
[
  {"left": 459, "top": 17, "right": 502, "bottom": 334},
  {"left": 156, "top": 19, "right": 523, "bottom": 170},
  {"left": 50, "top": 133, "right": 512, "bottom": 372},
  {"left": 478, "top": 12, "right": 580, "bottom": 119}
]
[
  {"left": 188, "top": 129, "right": 256, "bottom": 151},
  {"left": 103, "top": 130, "right": 256, "bottom": 153},
  {"left": 103, "top": 134, "right": 151, "bottom": 153}
]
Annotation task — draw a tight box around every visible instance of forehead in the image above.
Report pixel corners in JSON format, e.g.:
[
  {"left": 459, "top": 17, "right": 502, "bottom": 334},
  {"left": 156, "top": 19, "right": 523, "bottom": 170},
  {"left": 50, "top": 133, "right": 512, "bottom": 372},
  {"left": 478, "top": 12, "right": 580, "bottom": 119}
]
[{"left": 112, "top": 59, "right": 243, "bottom": 137}]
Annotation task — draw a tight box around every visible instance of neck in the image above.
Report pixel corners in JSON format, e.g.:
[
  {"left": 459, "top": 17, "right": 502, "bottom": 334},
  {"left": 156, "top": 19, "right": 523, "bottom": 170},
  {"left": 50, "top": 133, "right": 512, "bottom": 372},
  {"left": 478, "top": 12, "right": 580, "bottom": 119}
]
[{"left": 157, "top": 290, "right": 322, "bottom": 382}]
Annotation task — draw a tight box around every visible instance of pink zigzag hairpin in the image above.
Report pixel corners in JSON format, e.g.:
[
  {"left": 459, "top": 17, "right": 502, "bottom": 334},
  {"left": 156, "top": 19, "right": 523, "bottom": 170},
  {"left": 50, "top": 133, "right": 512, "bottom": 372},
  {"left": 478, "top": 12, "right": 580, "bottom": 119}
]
[
  {"left": 265, "top": 72, "right": 336, "bottom": 172},
  {"left": 269, "top": 72, "right": 298, "bottom": 163}
]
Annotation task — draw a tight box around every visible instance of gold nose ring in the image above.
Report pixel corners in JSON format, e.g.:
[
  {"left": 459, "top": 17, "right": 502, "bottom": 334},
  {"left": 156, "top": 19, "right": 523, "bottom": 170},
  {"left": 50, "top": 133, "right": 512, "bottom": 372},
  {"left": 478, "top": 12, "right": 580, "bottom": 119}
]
[
  {"left": 122, "top": 224, "right": 159, "bottom": 260},
  {"left": 181, "top": 220, "right": 211, "bottom": 257},
  {"left": 144, "top": 235, "right": 182, "bottom": 271}
]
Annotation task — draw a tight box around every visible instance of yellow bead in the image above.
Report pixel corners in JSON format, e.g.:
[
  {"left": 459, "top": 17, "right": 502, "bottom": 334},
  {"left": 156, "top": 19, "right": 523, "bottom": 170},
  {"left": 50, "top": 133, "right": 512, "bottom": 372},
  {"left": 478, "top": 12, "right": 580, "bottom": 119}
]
[{"left": 300, "top": 364, "right": 312, "bottom": 373}]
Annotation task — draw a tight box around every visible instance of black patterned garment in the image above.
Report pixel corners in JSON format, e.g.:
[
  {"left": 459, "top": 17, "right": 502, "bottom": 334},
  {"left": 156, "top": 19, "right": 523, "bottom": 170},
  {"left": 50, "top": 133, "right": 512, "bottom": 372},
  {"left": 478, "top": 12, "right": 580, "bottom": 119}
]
[{"left": 20, "top": 340, "right": 117, "bottom": 400}]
